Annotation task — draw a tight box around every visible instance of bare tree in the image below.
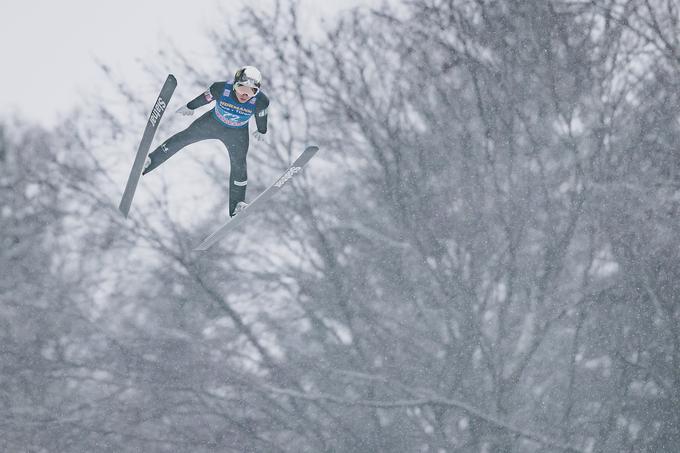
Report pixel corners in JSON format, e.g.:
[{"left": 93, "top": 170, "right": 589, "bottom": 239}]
[{"left": 4, "top": 0, "right": 680, "bottom": 452}]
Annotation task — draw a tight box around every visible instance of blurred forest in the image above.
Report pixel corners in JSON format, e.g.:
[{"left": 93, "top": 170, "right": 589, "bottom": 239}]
[{"left": 2, "top": 0, "right": 680, "bottom": 451}]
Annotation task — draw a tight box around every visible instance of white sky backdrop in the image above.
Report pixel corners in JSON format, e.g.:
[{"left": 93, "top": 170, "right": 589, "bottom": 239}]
[{"left": 0, "top": 0, "right": 377, "bottom": 127}]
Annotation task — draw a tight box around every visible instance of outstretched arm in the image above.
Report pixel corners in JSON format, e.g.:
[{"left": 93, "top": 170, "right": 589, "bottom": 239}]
[{"left": 185, "top": 82, "right": 225, "bottom": 110}]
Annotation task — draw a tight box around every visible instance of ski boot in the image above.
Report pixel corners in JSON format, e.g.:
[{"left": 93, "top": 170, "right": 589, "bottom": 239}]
[
  {"left": 142, "top": 156, "right": 151, "bottom": 174},
  {"left": 232, "top": 201, "right": 249, "bottom": 217}
]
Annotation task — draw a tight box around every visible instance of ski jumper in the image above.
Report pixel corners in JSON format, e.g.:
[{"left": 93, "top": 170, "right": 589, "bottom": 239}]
[{"left": 143, "top": 81, "right": 270, "bottom": 216}]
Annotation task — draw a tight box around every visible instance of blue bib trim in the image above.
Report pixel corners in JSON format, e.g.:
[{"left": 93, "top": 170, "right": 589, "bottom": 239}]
[{"left": 213, "top": 82, "right": 258, "bottom": 128}]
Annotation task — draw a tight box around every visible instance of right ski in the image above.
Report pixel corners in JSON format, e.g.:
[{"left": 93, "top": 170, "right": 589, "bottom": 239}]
[
  {"left": 118, "top": 74, "right": 177, "bottom": 217},
  {"left": 194, "top": 145, "right": 319, "bottom": 251}
]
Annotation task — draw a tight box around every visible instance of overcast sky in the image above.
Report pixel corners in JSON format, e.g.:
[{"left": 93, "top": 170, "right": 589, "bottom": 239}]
[{"left": 0, "top": 0, "right": 375, "bottom": 127}]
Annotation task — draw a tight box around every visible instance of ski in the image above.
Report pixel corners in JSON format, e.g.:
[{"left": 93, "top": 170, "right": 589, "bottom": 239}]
[
  {"left": 118, "top": 74, "right": 177, "bottom": 217},
  {"left": 194, "top": 145, "right": 319, "bottom": 251}
]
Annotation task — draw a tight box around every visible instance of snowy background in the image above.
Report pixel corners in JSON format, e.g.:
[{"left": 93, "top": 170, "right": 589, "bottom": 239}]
[
  {"left": 2, "top": 0, "right": 680, "bottom": 452},
  {"left": 0, "top": 0, "right": 373, "bottom": 125}
]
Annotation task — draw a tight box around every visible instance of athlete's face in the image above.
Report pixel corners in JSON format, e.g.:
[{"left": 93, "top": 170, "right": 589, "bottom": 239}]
[{"left": 234, "top": 84, "right": 258, "bottom": 103}]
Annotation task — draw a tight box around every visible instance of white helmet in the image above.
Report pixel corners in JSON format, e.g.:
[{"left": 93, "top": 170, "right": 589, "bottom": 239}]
[{"left": 234, "top": 66, "right": 262, "bottom": 90}]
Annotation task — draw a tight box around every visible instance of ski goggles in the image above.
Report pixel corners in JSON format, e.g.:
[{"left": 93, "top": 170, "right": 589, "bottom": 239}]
[{"left": 235, "top": 82, "right": 259, "bottom": 96}]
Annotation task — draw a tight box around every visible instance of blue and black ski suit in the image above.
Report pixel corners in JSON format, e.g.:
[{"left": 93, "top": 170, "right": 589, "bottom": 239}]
[{"left": 143, "top": 81, "right": 269, "bottom": 216}]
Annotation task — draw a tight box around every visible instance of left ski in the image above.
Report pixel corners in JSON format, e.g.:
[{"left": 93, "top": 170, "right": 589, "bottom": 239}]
[{"left": 194, "top": 145, "right": 319, "bottom": 251}]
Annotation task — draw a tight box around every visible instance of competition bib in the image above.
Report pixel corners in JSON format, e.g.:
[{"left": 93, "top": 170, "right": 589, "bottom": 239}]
[{"left": 213, "top": 82, "right": 258, "bottom": 128}]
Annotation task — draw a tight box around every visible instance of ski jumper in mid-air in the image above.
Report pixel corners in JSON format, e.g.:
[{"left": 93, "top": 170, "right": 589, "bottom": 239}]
[{"left": 142, "top": 66, "right": 269, "bottom": 217}]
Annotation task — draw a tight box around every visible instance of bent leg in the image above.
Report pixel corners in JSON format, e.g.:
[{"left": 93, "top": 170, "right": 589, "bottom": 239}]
[{"left": 143, "top": 112, "right": 215, "bottom": 175}]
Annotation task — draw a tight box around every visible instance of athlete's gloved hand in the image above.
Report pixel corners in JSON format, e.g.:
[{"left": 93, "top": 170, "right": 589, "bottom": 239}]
[
  {"left": 251, "top": 130, "right": 267, "bottom": 143},
  {"left": 176, "top": 105, "right": 194, "bottom": 116}
]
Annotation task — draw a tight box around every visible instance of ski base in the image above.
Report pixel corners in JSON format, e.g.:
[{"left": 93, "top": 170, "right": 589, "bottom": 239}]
[
  {"left": 119, "top": 74, "right": 177, "bottom": 217},
  {"left": 194, "top": 145, "right": 319, "bottom": 251}
]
